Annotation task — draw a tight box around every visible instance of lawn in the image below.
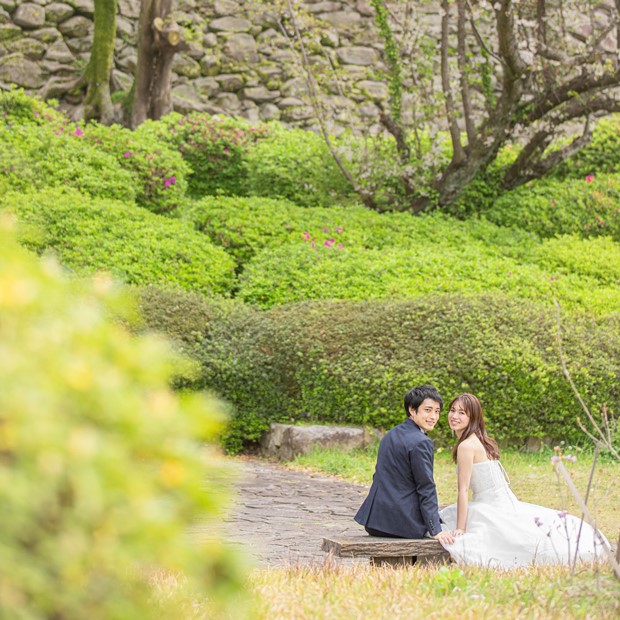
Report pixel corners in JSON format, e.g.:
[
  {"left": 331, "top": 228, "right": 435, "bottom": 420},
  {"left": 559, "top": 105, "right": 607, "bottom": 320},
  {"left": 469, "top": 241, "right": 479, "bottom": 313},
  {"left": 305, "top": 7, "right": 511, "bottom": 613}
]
[{"left": 289, "top": 446, "right": 620, "bottom": 541}]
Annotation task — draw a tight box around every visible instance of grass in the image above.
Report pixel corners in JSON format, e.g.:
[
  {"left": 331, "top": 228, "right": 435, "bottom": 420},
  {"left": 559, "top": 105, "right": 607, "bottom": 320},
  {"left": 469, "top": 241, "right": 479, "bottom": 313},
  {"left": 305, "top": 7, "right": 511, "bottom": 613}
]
[
  {"left": 150, "top": 447, "right": 620, "bottom": 619},
  {"left": 289, "top": 445, "right": 620, "bottom": 540},
  {"left": 250, "top": 563, "right": 620, "bottom": 619}
]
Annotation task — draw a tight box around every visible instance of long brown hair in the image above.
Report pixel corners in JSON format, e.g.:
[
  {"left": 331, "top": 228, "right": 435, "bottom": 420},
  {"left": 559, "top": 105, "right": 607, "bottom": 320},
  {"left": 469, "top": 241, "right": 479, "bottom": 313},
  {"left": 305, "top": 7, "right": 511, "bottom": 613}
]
[{"left": 450, "top": 393, "right": 500, "bottom": 463}]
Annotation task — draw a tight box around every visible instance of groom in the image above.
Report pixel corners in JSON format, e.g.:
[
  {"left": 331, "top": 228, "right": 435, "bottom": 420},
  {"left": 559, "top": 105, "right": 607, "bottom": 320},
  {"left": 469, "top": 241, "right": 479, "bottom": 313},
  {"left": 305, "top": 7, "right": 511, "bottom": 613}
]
[{"left": 354, "top": 384, "right": 454, "bottom": 544}]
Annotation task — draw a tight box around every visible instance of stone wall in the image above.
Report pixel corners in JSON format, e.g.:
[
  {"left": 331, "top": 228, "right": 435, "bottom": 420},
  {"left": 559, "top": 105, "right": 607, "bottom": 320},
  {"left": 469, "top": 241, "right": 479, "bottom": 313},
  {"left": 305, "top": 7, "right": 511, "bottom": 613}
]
[{"left": 0, "top": 0, "right": 423, "bottom": 131}]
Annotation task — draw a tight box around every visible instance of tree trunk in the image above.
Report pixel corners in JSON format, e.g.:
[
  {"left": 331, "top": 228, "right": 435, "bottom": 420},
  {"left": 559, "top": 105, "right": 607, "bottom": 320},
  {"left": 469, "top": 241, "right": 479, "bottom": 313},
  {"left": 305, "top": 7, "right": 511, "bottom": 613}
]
[
  {"left": 131, "top": 0, "right": 185, "bottom": 128},
  {"left": 83, "top": 0, "right": 118, "bottom": 124}
]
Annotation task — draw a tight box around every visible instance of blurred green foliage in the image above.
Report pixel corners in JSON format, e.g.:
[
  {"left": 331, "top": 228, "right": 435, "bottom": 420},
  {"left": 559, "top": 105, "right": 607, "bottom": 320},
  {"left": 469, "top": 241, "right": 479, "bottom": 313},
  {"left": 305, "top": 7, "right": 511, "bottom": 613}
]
[{"left": 0, "top": 220, "right": 248, "bottom": 618}]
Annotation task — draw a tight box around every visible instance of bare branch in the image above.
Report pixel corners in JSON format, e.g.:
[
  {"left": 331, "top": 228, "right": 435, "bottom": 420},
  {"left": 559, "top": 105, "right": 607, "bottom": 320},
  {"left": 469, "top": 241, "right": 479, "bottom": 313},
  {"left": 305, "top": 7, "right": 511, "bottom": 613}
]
[
  {"left": 441, "top": 0, "right": 465, "bottom": 163},
  {"left": 554, "top": 300, "right": 620, "bottom": 462},
  {"left": 280, "top": 0, "right": 378, "bottom": 210},
  {"left": 554, "top": 459, "right": 620, "bottom": 578},
  {"left": 457, "top": 0, "right": 475, "bottom": 142}
]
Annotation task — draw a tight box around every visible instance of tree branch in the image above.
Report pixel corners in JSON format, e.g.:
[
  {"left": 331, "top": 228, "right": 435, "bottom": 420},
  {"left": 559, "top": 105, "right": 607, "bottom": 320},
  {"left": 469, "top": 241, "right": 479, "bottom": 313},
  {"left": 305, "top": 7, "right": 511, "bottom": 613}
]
[{"left": 441, "top": 0, "right": 465, "bottom": 164}]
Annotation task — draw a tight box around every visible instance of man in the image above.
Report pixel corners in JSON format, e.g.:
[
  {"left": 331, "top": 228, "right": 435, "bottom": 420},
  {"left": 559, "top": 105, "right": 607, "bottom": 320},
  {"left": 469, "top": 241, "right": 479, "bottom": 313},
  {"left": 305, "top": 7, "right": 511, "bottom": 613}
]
[{"left": 354, "top": 384, "right": 454, "bottom": 544}]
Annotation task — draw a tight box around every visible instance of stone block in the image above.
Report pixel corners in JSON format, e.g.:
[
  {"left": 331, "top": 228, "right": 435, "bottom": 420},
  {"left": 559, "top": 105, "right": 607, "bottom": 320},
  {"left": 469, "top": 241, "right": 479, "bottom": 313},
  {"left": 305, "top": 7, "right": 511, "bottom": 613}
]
[
  {"left": 336, "top": 45, "right": 377, "bottom": 65},
  {"left": 45, "top": 3, "right": 74, "bottom": 23},
  {"left": 222, "top": 32, "right": 258, "bottom": 62},
  {"left": 208, "top": 16, "right": 251, "bottom": 32},
  {"left": 44, "top": 38, "right": 74, "bottom": 62},
  {"left": 58, "top": 15, "right": 92, "bottom": 38},
  {"left": 0, "top": 53, "right": 44, "bottom": 87},
  {"left": 14, "top": 3, "right": 45, "bottom": 29},
  {"left": 317, "top": 11, "right": 361, "bottom": 29},
  {"left": 260, "top": 423, "right": 374, "bottom": 460}
]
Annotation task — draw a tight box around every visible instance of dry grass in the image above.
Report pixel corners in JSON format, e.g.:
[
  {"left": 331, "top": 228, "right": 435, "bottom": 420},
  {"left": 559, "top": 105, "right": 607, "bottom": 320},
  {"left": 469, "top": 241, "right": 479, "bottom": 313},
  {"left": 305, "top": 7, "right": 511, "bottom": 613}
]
[{"left": 250, "top": 562, "right": 620, "bottom": 619}]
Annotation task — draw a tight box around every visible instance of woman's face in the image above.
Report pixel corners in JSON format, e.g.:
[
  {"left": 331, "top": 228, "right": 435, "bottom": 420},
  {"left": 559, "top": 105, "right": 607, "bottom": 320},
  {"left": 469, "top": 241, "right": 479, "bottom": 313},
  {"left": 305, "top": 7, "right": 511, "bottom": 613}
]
[{"left": 448, "top": 400, "right": 470, "bottom": 435}]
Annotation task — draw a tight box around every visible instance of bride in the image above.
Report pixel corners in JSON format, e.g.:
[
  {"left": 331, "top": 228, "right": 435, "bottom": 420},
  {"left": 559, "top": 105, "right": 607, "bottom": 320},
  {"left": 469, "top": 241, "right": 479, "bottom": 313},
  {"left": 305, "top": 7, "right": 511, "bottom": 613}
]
[{"left": 438, "top": 393, "right": 610, "bottom": 568}]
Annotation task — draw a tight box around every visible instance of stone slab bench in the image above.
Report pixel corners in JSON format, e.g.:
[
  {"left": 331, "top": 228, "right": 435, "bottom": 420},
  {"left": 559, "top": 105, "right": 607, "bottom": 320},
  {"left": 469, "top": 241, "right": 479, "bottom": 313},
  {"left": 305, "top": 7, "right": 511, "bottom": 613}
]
[{"left": 322, "top": 535, "right": 451, "bottom": 567}]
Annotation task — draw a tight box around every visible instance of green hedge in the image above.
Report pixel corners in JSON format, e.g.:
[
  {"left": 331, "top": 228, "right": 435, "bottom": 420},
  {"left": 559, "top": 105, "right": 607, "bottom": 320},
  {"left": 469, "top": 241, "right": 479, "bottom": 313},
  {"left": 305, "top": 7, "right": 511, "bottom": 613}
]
[
  {"left": 2, "top": 188, "right": 236, "bottom": 296},
  {"left": 236, "top": 239, "right": 620, "bottom": 315},
  {"left": 0, "top": 122, "right": 138, "bottom": 202},
  {"left": 182, "top": 195, "right": 538, "bottom": 267},
  {"left": 136, "top": 291, "right": 620, "bottom": 452},
  {"left": 0, "top": 93, "right": 189, "bottom": 213},
  {"left": 484, "top": 174, "right": 620, "bottom": 241},
  {"left": 245, "top": 125, "right": 355, "bottom": 207},
  {"left": 0, "top": 226, "right": 248, "bottom": 618}
]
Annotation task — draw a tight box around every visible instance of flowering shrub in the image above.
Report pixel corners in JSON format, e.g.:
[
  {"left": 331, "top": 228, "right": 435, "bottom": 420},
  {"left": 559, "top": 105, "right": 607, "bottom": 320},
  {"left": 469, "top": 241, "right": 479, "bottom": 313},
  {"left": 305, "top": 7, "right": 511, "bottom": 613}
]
[
  {"left": 0, "top": 92, "right": 189, "bottom": 214},
  {"left": 0, "top": 123, "right": 137, "bottom": 202},
  {"left": 153, "top": 112, "right": 270, "bottom": 197},
  {"left": 84, "top": 121, "right": 190, "bottom": 214}
]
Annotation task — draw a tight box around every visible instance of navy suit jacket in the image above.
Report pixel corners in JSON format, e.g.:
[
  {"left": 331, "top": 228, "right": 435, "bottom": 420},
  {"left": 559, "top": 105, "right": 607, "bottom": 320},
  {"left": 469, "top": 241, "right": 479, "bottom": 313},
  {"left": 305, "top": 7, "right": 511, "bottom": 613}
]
[{"left": 354, "top": 417, "right": 441, "bottom": 538}]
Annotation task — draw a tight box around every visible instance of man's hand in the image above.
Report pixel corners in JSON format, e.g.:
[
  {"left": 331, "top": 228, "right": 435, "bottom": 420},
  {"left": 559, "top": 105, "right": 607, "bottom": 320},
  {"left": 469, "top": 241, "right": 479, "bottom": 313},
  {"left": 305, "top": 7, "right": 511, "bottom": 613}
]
[{"left": 433, "top": 530, "right": 456, "bottom": 545}]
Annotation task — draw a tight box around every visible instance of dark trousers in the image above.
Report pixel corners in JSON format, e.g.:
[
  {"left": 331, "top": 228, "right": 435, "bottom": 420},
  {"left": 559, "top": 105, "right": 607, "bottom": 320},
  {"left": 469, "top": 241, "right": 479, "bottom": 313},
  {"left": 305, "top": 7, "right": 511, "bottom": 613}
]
[{"left": 365, "top": 526, "right": 403, "bottom": 538}]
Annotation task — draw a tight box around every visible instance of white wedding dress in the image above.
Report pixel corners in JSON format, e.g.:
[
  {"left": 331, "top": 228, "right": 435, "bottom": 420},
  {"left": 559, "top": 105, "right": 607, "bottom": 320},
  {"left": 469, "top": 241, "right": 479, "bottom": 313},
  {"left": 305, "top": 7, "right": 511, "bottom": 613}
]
[{"left": 439, "top": 460, "right": 609, "bottom": 568}]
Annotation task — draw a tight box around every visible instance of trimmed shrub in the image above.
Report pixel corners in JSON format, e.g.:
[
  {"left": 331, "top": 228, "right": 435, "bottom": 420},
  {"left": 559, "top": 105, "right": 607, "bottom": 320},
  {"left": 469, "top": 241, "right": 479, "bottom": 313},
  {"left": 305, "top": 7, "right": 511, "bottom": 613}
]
[
  {"left": 236, "top": 241, "right": 620, "bottom": 315},
  {"left": 0, "top": 122, "right": 137, "bottom": 202},
  {"left": 0, "top": 223, "right": 248, "bottom": 618},
  {"left": 136, "top": 287, "right": 293, "bottom": 453},
  {"left": 535, "top": 235, "right": 620, "bottom": 286},
  {"left": 2, "top": 188, "right": 236, "bottom": 296},
  {"left": 554, "top": 115, "right": 620, "bottom": 179},
  {"left": 182, "top": 195, "right": 538, "bottom": 267},
  {"left": 484, "top": 174, "right": 620, "bottom": 241},
  {"left": 83, "top": 121, "right": 190, "bottom": 214},
  {"left": 245, "top": 125, "right": 355, "bottom": 207},
  {"left": 0, "top": 92, "right": 189, "bottom": 213},
  {"left": 152, "top": 112, "right": 269, "bottom": 197},
  {"left": 136, "top": 289, "right": 620, "bottom": 452},
  {"left": 0, "top": 88, "right": 66, "bottom": 125},
  {"left": 209, "top": 296, "right": 620, "bottom": 451}
]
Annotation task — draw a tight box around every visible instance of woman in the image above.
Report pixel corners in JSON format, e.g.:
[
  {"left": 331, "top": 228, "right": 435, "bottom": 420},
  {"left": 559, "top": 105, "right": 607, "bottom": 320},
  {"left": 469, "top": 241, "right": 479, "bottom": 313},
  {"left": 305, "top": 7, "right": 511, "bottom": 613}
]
[{"left": 438, "top": 393, "right": 609, "bottom": 568}]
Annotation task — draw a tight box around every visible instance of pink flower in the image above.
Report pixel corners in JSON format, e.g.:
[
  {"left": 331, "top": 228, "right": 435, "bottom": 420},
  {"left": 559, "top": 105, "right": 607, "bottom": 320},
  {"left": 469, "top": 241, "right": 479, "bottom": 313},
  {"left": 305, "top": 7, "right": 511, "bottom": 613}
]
[
  {"left": 123, "top": 151, "right": 132, "bottom": 158},
  {"left": 586, "top": 175, "right": 594, "bottom": 183},
  {"left": 336, "top": 227, "right": 343, "bottom": 234},
  {"left": 322, "top": 227, "right": 329, "bottom": 233},
  {"left": 565, "top": 455, "right": 577, "bottom": 463},
  {"left": 74, "top": 127, "right": 84, "bottom": 137},
  {"left": 163, "top": 176, "right": 177, "bottom": 188},
  {"left": 557, "top": 510, "right": 567, "bottom": 519},
  {"left": 534, "top": 517, "right": 543, "bottom": 528},
  {"left": 551, "top": 455, "right": 560, "bottom": 463},
  {"left": 302, "top": 232, "right": 311, "bottom": 240},
  {"left": 324, "top": 239, "right": 334, "bottom": 248}
]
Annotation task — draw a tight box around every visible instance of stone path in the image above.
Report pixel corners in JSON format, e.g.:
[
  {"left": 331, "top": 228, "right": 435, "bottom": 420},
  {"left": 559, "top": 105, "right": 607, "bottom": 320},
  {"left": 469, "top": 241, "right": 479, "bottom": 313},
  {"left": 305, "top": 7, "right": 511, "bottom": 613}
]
[{"left": 192, "top": 458, "right": 369, "bottom": 567}]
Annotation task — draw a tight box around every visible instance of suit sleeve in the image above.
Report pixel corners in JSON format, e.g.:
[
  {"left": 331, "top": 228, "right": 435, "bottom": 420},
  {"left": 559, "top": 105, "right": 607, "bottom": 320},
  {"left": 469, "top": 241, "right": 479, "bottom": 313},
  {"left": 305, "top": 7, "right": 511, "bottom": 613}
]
[{"left": 409, "top": 440, "right": 441, "bottom": 536}]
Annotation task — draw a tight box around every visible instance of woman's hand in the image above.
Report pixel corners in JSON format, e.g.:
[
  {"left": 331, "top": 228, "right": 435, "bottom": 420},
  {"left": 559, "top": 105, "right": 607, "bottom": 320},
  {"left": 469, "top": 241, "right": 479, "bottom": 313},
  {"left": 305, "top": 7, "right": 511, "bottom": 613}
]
[{"left": 452, "top": 528, "right": 465, "bottom": 537}]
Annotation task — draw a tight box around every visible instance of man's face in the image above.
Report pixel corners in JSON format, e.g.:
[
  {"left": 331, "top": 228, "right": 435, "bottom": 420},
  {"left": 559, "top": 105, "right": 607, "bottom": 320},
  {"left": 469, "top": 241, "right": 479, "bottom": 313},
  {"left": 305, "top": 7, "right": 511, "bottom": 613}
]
[{"left": 409, "top": 398, "right": 441, "bottom": 432}]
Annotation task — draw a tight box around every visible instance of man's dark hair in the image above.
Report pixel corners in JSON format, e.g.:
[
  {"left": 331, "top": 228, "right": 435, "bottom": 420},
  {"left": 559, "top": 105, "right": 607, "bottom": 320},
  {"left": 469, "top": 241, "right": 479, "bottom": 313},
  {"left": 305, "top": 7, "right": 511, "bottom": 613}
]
[{"left": 404, "top": 385, "right": 443, "bottom": 416}]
